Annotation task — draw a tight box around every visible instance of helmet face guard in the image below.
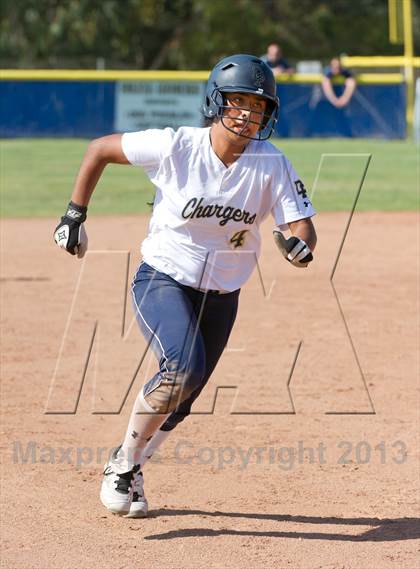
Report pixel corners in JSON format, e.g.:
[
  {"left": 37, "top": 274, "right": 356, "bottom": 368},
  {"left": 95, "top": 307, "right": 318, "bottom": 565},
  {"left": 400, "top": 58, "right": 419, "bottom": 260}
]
[
  {"left": 202, "top": 54, "right": 280, "bottom": 141},
  {"left": 209, "top": 87, "right": 279, "bottom": 141}
]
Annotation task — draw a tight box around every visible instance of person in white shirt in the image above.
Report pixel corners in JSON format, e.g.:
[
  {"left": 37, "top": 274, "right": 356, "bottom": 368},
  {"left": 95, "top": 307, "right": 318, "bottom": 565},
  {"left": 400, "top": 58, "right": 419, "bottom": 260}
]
[{"left": 54, "top": 54, "right": 317, "bottom": 518}]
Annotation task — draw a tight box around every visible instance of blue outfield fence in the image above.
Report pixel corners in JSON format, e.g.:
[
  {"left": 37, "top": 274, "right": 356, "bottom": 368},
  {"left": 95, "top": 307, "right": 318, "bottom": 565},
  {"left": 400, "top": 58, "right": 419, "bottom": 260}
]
[
  {"left": 0, "top": 79, "right": 406, "bottom": 139},
  {"left": 276, "top": 83, "right": 406, "bottom": 139},
  {"left": 1, "top": 81, "right": 115, "bottom": 137}
]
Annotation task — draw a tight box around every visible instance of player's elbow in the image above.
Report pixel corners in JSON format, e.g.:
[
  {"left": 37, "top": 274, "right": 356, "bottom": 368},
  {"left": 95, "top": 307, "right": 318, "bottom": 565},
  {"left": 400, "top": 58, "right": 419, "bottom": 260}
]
[
  {"left": 86, "top": 137, "right": 109, "bottom": 165},
  {"left": 87, "top": 134, "right": 128, "bottom": 165}
]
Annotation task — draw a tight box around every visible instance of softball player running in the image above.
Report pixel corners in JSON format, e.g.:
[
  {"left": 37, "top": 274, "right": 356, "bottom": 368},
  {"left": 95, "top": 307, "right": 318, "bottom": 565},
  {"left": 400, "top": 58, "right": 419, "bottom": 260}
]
[{"left": 54, "top": 54, "right": 317, "bottom": 517}]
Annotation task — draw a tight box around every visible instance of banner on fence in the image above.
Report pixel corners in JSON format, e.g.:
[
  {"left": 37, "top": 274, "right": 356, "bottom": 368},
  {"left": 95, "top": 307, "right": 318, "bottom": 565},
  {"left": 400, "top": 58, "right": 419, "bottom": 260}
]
[{"left": 114, "top": 81, "right": 205, "bottom": 131}]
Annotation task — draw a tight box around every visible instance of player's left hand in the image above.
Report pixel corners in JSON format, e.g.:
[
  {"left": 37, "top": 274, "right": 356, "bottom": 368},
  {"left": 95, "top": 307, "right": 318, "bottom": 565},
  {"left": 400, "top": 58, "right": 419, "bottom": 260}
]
[
  {"left": 273, "top": 230, "right": 313, "bottom": 268},
  {"left": 54, "top": 201, "right": 88, "bottom": 258}
]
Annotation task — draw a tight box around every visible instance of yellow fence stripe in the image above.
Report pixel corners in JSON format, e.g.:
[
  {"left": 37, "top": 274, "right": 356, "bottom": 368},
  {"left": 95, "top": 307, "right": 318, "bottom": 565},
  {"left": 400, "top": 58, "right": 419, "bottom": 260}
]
[
  {"left": 0, "top": 69, "right": 210, "bottom": 81},
  {"left": 277, "top": 73, "right": 403, "bottom": 84},
  {"left": 0, "top": 69, "right": 404, "bottom": 84},
  {"left": 341, "top": 55, "right": 420, "bottom": 67}
]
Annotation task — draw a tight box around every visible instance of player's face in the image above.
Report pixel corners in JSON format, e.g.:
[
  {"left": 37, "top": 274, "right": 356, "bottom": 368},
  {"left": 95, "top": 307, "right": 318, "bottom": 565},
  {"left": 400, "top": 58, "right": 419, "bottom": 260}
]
[
  {"left": 222, "top": 92, "right": 267, "bottom": 139},
  {"left": 330, "top": 58, "right": 341, "bottom": 75},
  {"left": 267, "top": 44, "right": 281, "bottom": 61}
]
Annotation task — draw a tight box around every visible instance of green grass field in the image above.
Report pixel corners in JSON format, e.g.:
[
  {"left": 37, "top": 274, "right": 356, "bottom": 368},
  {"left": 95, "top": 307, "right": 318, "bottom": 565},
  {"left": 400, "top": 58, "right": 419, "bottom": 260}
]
[{"left": 0, "top": 138, "right": 418, "bottom": 217}]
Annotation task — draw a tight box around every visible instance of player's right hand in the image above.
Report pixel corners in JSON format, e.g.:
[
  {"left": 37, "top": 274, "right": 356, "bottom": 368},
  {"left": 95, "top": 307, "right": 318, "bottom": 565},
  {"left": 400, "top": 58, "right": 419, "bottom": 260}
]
[{"left": 54, "top": 201, "right": 88, "bottom": 258}]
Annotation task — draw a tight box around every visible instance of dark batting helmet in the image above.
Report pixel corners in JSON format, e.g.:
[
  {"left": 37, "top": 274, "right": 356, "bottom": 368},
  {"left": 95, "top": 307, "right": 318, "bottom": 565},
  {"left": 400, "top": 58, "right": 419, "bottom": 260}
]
[{"left": 202, "top": 53, "right": 279, "bottom": 140}]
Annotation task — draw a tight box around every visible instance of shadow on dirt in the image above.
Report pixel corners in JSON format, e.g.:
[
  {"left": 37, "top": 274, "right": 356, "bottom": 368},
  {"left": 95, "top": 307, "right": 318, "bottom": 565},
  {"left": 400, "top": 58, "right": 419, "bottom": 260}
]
[{"left": 143, "top": 509, "right": 420, "bottom": 542}]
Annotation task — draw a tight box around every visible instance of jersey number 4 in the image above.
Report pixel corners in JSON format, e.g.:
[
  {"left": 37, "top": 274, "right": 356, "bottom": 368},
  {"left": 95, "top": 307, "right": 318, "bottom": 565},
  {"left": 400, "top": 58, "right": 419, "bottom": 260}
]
[
  {"left": 294, "top": 179, "right": 308, "bottom": 199},
  {"left": 294, "top": 180, "right": 311, "bottom": 207},
  {"left": 230, "top": 230, "right": 248, "bottom": 248}
]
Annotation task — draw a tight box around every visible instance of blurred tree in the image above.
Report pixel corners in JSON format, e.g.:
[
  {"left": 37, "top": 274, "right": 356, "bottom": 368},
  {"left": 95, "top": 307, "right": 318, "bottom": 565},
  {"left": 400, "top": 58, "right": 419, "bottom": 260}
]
[{"left": 0, "top": 0, "right": 419, "bottom": 69}]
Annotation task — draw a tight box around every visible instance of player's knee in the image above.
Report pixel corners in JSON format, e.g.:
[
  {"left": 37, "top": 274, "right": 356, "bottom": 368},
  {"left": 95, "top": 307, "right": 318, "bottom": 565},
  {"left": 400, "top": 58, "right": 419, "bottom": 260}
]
[
  {"left": 171, "top": 347, "right": 206, "bottom": 387},
  {"left": 143, "top": 357, "right": 206, "bottom": 414}
]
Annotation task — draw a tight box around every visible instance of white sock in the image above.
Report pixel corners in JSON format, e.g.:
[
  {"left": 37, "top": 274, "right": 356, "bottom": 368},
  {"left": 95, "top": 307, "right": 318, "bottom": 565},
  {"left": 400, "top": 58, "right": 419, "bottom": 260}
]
[
  {"left": 119, "top": 391, "right": 169, "bottom": 469},
  {"left": 139, "top": 428, "right": 173, "bottom": 468}
]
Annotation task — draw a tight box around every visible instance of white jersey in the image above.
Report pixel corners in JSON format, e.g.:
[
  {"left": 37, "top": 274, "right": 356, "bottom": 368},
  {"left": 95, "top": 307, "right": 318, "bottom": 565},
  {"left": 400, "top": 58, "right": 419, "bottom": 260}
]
[{"left": 122, "top": 126, "right": 315, "bottom": 292}]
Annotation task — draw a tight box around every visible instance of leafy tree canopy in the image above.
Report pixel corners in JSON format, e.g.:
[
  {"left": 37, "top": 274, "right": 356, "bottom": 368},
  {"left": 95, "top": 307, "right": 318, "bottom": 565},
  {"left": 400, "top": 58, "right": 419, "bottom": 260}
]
[{"left": 1, "top": 0, "right": 419, "bottom": 69}]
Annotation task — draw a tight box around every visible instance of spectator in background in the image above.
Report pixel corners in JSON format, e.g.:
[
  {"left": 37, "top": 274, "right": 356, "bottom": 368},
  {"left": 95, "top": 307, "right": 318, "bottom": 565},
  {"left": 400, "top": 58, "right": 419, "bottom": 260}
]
[
  {"left": 322, "top": 57, "right": 356, "bottom": 108},
  {"left": 261, "top": 42, "right": 294, "bottom": 76}
]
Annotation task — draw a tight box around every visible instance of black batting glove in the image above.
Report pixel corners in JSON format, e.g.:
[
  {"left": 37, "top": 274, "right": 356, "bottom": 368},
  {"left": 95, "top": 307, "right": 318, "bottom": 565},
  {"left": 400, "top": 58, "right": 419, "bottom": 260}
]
[
  {"left": 273, "top": 230, "right": 313, "bottom": 268},
  {"left": 54, "top": 201, "right": 88, "bottom": 258}
]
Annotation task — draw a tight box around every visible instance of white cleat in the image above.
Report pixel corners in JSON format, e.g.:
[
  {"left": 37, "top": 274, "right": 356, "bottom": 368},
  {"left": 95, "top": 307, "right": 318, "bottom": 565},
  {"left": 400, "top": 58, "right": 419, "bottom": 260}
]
[
  {"left": 125, "top": 469, "right": 148, "bottom": 518},
  {"left": 100, "top": 446, "right": 141, "bottom": 515}
]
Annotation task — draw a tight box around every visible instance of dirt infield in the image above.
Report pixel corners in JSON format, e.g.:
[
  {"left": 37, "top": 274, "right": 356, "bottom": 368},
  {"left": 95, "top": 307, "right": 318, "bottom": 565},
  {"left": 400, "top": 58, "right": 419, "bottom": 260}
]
[{"left": 1, "top": 212, "right": 419, "bottom": 569}]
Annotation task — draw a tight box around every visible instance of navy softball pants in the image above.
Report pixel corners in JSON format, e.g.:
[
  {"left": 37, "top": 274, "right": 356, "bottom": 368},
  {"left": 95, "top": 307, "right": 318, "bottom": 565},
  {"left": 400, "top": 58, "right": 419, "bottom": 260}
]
[{"left": 131, "top": 262, "right": 240, "bottom": 431}]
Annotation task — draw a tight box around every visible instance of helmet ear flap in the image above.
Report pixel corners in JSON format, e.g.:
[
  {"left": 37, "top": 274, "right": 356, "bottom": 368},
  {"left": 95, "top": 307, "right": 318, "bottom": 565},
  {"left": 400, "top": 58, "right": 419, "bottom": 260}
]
[
  {"left": 208, "top": 89, "right": 225, "bottom": 118},
  {"left": 213, "top": 89, "right": 224, "bottom": 106}
]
